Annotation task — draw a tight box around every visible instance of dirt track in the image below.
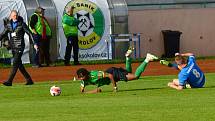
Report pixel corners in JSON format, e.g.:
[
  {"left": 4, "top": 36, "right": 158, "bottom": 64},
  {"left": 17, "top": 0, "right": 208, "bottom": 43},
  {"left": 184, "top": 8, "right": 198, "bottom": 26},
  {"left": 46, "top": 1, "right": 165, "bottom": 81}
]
[{"left": 1, "top": 59, "right": 215, "bottom": 83}]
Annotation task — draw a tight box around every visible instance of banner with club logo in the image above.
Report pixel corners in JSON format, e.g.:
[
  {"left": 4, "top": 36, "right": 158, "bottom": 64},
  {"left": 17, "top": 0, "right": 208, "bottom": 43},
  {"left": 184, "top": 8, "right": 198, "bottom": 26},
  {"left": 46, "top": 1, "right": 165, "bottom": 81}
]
[{"left": 55, "top": 0, "right": 111, "bottom": 61}]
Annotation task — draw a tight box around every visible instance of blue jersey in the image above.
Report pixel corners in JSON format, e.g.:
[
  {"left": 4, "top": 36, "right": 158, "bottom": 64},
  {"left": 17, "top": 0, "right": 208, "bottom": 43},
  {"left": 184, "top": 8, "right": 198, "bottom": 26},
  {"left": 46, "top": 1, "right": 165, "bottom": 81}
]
[{"left": 178, "top": 55, "right": 205, "bottom": 88}]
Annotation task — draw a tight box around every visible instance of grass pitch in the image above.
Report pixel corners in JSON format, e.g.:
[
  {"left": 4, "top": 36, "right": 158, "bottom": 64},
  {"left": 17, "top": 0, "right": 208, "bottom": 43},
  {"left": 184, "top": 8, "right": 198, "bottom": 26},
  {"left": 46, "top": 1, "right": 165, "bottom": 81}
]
[{"left": 1, "top": 73, "right": 215, "bottom": 121}]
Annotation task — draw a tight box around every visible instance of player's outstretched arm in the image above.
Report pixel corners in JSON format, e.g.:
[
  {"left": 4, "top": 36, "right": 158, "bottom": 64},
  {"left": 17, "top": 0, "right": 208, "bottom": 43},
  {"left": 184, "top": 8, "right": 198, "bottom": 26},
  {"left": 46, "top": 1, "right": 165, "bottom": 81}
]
[
  {"left": 168, "top": 82, "right": 183, "bottom": 90},
  {"left": 81, "top": 87, "right": 102, "bottom": 94},
  {"left": 107, "top": 73, "right": 118, "bottom": 92},
  {"left": 80, "top": 86, "right": 85, "bottom": 93},
  {"left": 167, "top": 79, "right": 183, "bottom": 90},
  {"left": 175, "top": 53, "right": 194, "bottom": 57}
]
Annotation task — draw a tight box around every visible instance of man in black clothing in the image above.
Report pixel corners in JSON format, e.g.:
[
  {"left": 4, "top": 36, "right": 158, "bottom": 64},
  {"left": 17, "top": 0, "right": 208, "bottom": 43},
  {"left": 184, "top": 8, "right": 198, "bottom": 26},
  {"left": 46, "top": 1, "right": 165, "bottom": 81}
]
[{"left": 0, "top": 10, "right": 37, "bottom": 86}]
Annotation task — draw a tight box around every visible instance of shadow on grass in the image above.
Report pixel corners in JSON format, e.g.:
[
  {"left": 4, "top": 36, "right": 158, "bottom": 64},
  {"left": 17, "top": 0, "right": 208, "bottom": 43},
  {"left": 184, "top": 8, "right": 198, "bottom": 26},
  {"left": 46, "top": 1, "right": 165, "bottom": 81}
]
[
  {"left": 203, "top": 85, "right": 215, "bottom": 89},
  {"left": 102, "top": 87, "right": 168, "bottom": 93},
  {"left": 101, "top": 85, "right": 215, "bottom": 94},
  {"left": 118, "top": 87, "right": 167, "bottom": 92}
]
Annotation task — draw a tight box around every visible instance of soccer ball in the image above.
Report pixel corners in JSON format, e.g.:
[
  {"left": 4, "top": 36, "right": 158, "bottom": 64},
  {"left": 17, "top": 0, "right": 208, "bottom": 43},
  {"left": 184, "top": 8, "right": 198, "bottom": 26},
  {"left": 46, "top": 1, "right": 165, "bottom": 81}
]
[{"left": 50, "top": 86, "right": 61, "bottom": 96}]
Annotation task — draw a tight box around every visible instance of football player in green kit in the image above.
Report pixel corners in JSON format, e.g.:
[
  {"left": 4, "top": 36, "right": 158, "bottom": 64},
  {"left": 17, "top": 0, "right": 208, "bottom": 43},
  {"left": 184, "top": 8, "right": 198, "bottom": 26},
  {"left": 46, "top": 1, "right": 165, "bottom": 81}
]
[{"left": 76, "top": 48, "right": 158, "bottom": 93}]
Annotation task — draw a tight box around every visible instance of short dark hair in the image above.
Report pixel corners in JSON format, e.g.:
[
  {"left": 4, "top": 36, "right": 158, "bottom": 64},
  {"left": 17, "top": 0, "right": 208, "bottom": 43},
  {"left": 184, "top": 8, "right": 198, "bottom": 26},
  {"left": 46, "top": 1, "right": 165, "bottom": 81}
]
[{"left": 77, "top": 68, "right": 90, "bottom": 78}]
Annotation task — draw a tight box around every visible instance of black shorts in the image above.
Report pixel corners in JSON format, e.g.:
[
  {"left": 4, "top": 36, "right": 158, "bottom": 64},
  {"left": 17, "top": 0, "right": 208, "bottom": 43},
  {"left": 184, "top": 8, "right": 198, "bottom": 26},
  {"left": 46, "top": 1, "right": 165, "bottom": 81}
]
[{"left": 105, "top": 67, "right": 128, "bottom": 82}]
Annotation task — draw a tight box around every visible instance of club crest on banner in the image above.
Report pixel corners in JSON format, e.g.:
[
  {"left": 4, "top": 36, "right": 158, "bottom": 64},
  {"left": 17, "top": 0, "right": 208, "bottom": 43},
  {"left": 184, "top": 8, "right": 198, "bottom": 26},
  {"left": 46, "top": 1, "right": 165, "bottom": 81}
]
[{"left": 64, "top": 0, "right": 105, "bottom": 49}]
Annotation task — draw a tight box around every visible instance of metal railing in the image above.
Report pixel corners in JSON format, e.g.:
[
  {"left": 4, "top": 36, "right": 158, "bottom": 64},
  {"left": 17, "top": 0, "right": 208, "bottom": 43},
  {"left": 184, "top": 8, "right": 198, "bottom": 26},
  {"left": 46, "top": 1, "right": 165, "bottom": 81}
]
[{"left": 107, "top": 33, "right": 141, "bottom": 59}]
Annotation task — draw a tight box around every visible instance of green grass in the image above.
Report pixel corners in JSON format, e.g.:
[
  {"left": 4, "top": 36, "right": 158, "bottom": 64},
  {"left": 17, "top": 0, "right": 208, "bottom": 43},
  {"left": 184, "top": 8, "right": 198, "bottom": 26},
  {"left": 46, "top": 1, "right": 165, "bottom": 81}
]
[{"left": 1, "top": 73, "right": 215, "bottom": 121}]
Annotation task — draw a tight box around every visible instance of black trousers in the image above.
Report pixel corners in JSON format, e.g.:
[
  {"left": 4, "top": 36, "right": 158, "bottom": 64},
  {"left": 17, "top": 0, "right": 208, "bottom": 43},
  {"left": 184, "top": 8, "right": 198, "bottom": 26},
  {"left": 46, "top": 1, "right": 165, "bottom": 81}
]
[
  {"left": 7, "top": 49, "right": 32, "bottom": 83},
  {"left": 33, "top": 35, "right": 51, "bottom": 66},
  {"left": 39, "top": 39, "right": 51, "bottom": 66},
  {"left": 64, "top": 36, "right": 79, "bottom": 64}
]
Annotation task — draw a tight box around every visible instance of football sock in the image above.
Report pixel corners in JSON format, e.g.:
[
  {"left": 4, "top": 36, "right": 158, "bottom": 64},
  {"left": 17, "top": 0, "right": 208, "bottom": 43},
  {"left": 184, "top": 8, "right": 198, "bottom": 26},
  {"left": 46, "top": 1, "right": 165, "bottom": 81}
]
[
  {"left": 125, "top": 57, "right": 132, "bottom": 73},
  {"left": 135, "top": 59, "right": 148, "bottom": 78}
]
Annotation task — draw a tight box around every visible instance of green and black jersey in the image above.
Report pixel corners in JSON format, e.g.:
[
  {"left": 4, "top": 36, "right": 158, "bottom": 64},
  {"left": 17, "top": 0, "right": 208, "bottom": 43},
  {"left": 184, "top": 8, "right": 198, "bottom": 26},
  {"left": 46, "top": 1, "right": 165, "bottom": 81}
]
[{"left": 80, "top": 70, "right": 111, "bottom": 87}]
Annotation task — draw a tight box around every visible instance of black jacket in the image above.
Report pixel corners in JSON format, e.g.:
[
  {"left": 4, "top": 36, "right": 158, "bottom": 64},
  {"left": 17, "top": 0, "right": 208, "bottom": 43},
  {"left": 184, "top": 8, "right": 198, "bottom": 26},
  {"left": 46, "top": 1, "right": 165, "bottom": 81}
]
[{"left": 0, "top": 16, "right": 34, "bottom": 51}]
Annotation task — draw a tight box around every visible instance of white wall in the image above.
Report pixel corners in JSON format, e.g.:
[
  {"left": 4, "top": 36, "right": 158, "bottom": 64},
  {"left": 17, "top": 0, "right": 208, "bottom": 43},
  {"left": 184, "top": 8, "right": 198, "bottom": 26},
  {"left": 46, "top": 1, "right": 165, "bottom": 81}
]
[{"left": 129, "top": 8, "right": 215, "bottom": 57}]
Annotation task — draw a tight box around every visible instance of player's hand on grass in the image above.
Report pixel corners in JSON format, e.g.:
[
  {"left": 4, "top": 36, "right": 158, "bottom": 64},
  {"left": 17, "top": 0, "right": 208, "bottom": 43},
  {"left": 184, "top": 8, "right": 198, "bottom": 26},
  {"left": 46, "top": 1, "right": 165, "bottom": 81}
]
[
  {"left": 97, "top": 88, "right": 102, "bottom": 92},
  {"left": 167, "top": 82, "right": 172, "bottom": 87}
]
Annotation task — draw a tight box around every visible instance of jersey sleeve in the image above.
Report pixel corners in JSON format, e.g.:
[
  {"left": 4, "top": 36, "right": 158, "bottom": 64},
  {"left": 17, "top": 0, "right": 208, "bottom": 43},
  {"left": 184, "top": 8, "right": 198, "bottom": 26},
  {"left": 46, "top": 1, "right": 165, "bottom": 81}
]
[
  {"left": 188, "top": 55, "right": 195, "bottom": 64},
  {"left": 178, "top": 72, "right": 189, "bottom": 86}
]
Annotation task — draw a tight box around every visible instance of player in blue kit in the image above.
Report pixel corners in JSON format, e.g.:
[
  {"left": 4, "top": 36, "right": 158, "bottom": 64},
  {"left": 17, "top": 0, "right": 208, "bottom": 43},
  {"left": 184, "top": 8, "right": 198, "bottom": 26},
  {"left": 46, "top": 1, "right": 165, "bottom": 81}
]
[{"left": 160, "top": 53, "right": 205, "bottom": 90}]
